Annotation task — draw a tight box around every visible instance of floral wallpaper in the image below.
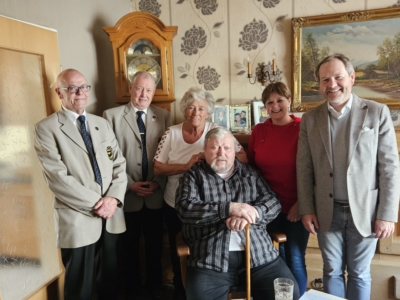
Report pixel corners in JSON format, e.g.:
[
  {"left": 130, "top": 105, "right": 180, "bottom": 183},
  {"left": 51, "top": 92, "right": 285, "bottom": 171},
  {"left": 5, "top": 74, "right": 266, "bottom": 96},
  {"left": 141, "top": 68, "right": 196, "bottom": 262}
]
[{"left": 131, "top": 0, "right": 400, "bottom": 123}]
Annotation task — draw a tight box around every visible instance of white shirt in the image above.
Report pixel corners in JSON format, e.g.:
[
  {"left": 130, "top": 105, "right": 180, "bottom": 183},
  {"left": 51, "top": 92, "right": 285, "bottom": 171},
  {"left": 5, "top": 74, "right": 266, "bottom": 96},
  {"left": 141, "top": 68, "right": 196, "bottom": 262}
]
[
  {"left": 131, "top": 102, "right": 148, "bottom": 126},
  {"left": 62, "top": 105, "right": 89, "bottom": 134},
  {"left": 327, "top": 94, "right": 353, "bottom": 119}
]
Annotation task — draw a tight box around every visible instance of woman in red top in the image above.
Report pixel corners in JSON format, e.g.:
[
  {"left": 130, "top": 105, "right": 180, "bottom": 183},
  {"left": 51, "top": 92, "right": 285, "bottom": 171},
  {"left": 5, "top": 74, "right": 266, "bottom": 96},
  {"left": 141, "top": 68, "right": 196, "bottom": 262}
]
[{"left": 248, "top": 82, "right": 309, "bottom": 296}]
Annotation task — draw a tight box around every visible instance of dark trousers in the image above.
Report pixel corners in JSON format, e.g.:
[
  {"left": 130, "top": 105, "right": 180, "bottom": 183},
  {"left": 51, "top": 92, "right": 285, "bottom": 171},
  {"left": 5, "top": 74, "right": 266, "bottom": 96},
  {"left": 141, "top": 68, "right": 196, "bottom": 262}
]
[
  {"left": 186, "top": 253, "right": 300, "bottom": 300},
  {"left": 164, "top": 203, "right": 185, "bottom": 294},
  {"left": 61, "top": 219, "right": 118, "bottom": 300},
  {"left": 121, "top": 205, "right": 163, "bottom": 294}
]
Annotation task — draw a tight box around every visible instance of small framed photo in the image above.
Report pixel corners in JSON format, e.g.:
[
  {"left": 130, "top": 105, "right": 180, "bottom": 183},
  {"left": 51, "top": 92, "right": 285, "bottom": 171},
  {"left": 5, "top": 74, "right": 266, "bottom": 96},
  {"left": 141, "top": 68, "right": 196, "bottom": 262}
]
[
  {"left": 253, "top": 101, "right": 269, "bottom": 125},
  {"left": 230, "top": 104, "right": 251, "bottom": 132},
  {"left": 212, "top": 105, "right": 230, "bottom": 129}
]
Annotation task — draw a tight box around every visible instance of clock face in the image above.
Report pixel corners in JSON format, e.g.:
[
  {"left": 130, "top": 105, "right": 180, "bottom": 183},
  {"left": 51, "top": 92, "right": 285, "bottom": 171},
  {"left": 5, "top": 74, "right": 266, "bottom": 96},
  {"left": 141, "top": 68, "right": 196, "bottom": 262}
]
[{"left": 127, "top": 56, "right": 161, "bottom": 85}]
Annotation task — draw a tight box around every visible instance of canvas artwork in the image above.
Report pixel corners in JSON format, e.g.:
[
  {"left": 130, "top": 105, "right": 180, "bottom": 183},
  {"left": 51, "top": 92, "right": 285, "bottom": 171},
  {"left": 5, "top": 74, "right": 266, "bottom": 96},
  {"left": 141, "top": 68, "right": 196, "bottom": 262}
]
[{"left": 292, "top": 7, "right": 400, "bottom": 111}]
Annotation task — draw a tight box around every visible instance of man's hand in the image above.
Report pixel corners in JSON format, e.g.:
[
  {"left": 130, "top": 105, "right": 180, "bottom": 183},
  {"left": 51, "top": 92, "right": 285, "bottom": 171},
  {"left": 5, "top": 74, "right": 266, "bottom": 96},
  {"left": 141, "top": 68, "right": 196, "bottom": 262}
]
[
  {"left": 94, "top": 196, "right": 119, "bottom": 219},
  {"left": 302, "top": 214, "right": 319, "bottom": 235},
  {"left": 230, "top": 203, "right": 259, "bottom": 224},
  {"left": 374, "top": 219, "right": 395, "bottom": 239},
  {"left": 225, "top": 216, "right": 248, "bottom": 231},
  {"left": 130, "top": 181, "right": 159, "bottom": 197}
]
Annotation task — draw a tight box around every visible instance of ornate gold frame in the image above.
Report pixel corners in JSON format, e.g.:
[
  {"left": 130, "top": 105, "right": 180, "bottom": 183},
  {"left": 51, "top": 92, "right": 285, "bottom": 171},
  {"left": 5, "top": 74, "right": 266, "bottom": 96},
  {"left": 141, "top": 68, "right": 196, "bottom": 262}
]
[{"left": 291, "top": 6, "right": 400, "bottom": 111}]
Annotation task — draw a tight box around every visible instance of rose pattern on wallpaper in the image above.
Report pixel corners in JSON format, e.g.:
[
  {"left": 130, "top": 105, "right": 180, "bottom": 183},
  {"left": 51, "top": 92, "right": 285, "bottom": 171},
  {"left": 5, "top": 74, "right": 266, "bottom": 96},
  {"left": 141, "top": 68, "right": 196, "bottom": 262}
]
[
  {"left": 181, "top": 26, "right": 207, "bottom": 55},
  {"left": 236, "top": 4, "right": 286, "bottom": 88},
  {"left": 176, "top": 0, "right": 224, "bottom": 98},
  {"left": 258, "top": 0, "right": 280, "bottom": 8},
  {"left": 238, "top": 19, "right": 268, "bottom": 51},
  {"left": 392, "top": 0, "right": 400, "bottom": 6},
  {"left": 197, "top": 66, "right": 221, "bottom": 91},
  {"left": 194, "top": 0, "right": 218, "bottom": 15},
  {"left": 138, "top": 0, "right": 162, "bottom": 17}
]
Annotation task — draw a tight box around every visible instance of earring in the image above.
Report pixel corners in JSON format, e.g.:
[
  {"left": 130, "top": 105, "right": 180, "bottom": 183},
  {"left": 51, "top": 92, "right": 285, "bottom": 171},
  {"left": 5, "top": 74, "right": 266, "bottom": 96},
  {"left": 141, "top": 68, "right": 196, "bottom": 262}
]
[{"left": 288, "top": 106, "right": 290, "bottom": 112}]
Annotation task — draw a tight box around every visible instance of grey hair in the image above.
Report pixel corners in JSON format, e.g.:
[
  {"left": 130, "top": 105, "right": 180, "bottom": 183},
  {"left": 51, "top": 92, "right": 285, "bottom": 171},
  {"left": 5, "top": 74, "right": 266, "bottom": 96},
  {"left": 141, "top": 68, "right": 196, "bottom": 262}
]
[
  {"left": 130, "top": 71, "right": 156, "bottom": 87},
  {"left": 204, "top": 127, "right": 233, "bottom": 149},
  {"left": 179, "top": 87, "right": 215, "bottom": 120},
  {"left": 314, "top": 53, "right": 354, "bottom": 82}
]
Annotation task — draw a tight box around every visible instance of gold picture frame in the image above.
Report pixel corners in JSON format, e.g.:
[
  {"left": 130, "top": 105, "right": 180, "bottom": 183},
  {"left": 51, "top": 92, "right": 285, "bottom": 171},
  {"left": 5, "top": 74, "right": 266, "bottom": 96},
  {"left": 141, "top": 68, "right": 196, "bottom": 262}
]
[
  {"left": 230, "top": 104, "right": 251, "bottom": 132},
  {"left": 292, "top": 6, "right": 400, "bottom": 111}
]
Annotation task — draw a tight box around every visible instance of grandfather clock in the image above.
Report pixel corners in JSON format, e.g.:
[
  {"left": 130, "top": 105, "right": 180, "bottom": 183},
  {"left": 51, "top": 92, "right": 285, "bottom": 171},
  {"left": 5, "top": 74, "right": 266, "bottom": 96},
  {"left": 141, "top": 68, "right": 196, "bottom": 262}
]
[{"left": 103, "top": 12, "right": 178, "bottom": 111}]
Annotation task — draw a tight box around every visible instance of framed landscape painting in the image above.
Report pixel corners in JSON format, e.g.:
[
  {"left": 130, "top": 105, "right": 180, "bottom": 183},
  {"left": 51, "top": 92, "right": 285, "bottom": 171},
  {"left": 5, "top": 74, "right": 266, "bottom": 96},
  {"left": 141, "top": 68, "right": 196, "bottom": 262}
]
[{"left": 292, "top": 6, "right": 400, "bottom": 111}]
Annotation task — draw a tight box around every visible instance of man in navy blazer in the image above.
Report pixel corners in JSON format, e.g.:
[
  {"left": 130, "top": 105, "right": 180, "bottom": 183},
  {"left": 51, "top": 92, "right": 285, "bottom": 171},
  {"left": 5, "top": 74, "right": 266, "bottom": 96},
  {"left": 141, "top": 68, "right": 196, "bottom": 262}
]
[{"left": 297, "top": 54, "right": 400, "bottom": 300}]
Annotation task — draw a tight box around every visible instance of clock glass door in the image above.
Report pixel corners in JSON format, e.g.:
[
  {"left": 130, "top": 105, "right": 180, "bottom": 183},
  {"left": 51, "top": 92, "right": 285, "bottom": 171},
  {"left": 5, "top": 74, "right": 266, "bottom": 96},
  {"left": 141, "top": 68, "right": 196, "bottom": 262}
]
[{"left": 126, "top": 39, "right": 162, "bottom": 89}]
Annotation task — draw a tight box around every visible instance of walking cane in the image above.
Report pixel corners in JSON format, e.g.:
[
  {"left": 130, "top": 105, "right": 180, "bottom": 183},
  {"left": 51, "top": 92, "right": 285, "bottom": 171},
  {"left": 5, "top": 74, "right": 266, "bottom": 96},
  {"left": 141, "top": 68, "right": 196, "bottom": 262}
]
[{"left": 245, "top": 223, "right": 251, "bottom": 300}]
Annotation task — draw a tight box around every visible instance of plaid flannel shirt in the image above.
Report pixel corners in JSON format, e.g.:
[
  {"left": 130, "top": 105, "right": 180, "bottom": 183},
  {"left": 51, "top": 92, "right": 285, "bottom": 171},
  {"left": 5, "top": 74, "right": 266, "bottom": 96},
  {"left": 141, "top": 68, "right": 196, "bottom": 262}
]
[{"left": 175, "top": 159, "right": 281, "bottom": 272}]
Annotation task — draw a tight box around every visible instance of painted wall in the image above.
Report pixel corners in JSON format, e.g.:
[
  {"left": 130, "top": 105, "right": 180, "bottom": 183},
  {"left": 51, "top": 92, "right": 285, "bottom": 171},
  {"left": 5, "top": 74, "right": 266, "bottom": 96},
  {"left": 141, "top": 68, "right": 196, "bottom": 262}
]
[
  {"left": 0, "top": 0, "right": 130, "bottom": 115},
  {"left": 1, "top": 0, "right": 399, "bottom": 122}
]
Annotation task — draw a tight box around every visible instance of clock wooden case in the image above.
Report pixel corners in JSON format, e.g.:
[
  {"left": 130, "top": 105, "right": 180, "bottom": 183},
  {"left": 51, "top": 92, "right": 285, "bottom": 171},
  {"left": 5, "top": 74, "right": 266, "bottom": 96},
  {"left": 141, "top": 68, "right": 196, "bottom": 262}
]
[{"left": 103, "top": 12, "right": 178, "bottom": 111}]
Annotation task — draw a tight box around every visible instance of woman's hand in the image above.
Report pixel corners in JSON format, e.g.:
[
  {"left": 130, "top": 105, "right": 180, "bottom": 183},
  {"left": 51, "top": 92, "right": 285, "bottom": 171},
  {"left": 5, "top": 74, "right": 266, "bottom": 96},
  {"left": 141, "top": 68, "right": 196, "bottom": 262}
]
[
  {"left": 186, "top": 152, "right": 205, "bottom": 169},
  {"left": 287, "top": 201, "right": 301, "bottom": 222}
]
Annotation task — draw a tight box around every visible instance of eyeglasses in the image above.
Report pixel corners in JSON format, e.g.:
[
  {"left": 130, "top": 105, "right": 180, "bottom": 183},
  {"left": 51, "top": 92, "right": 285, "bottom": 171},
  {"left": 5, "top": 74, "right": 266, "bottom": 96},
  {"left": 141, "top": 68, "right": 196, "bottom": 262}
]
[{"left": 59, "top": 85, "right": 91, "bottom": 94}]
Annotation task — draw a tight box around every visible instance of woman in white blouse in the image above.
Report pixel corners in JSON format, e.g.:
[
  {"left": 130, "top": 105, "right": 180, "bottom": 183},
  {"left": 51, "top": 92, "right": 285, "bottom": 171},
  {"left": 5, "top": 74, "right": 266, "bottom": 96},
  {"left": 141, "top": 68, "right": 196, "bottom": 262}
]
[{"left": 154, "top": 87, "right": 247, "bottom": 299}]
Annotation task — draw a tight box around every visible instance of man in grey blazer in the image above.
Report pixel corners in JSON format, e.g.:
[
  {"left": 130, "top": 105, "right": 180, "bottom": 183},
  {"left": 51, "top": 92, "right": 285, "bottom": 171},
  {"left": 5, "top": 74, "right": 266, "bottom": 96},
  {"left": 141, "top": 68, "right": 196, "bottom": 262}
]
[
  {"left": 34, "top": 69, "right": 127, "bottom": 300},
  {"left": 103, "top": 71, "right": 171, "bottom": 300},
  {"left": 297, "top": 53, "right": 400, "bottom": 300}
]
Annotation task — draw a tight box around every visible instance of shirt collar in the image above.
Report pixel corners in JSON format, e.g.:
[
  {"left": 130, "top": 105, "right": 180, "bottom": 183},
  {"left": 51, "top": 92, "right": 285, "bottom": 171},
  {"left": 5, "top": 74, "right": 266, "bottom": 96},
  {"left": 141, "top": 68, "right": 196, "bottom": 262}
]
[
  {"left": 62, "top": 105, "right": 87, "bottom": 123},
  {"left": 327, "top": 94, "right": 353, "bottom": 119},
  {"left": 130, "top": 102, "right": 148, "bottom": 115}
]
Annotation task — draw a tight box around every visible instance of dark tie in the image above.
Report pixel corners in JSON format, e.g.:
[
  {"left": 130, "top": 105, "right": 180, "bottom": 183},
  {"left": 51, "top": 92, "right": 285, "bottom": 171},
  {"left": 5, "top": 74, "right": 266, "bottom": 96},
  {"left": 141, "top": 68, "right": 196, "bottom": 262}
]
[
  {"left": 78, "top": 115, "right": 102, "bottom": 187},
  {"left": 137, "top": 111, "right": 148, "bottom": 181}
]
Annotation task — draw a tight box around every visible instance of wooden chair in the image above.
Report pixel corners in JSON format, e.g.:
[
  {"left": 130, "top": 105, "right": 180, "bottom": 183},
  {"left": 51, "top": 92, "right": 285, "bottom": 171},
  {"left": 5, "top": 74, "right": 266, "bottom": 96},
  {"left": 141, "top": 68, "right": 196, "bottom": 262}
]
[{"left": 176, "top": 226, "right": 287, "bottom": 300}]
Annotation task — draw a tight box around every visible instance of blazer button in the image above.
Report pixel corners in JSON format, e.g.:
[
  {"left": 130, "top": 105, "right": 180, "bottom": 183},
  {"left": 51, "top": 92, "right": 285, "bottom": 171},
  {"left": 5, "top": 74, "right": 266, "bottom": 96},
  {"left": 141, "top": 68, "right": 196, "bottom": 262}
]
[
  {"left": 329, "top": 193, "right": 333, "bottom": 198},
  {"left": 330, "top": 173, "right": 333, "bottom": 177},
  {"left": 138, "top": 163, "right": 141, "bottom": 166}
]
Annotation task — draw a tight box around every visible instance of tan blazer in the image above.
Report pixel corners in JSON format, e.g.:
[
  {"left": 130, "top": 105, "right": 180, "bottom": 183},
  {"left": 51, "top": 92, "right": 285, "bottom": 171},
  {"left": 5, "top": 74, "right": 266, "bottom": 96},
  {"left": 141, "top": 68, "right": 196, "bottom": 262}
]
[
  {"left": 103, "top": 103, "right": 171, "bottom": 211},
  {"left": 297, "top": 95, "right": 400, "bottom": 237},
  {"left": 34, "top": 109, "right": 127, "bottom": 248}
]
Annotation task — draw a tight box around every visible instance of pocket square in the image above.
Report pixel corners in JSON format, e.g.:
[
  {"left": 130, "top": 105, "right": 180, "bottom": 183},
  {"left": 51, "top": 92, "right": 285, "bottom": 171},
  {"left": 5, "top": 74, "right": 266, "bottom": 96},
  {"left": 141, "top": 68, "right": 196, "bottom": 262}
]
[{"left": 361, "top": 126, "right": 371, "bottom": 132}]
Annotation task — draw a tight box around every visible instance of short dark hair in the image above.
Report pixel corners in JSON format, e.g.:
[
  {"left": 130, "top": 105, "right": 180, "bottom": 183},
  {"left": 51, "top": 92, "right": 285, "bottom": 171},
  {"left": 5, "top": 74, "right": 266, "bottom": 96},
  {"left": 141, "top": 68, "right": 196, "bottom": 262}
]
[
  {"left": 261, "top": 82, "right": 291, "bottom": 105},
  {"left": 314, "top": 53, "right": 354, "bottom": 82}
]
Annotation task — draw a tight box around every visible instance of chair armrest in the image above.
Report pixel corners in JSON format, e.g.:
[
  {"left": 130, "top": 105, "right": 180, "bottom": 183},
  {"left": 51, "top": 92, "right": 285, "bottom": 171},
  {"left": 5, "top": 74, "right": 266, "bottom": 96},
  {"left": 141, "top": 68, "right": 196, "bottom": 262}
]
[
  {"left": 268, "top": 231, "right": 287, "bottom": 243},
  {"left": 176, "top": 231, "right": 190, "bottom": 257}
]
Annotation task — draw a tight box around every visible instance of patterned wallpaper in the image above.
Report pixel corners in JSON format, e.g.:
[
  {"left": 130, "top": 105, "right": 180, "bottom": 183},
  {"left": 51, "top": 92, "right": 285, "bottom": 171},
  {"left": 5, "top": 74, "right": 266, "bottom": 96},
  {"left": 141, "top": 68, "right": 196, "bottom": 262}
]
[{"left": 130, "top": 0, "right": 400, "bottom": 123}]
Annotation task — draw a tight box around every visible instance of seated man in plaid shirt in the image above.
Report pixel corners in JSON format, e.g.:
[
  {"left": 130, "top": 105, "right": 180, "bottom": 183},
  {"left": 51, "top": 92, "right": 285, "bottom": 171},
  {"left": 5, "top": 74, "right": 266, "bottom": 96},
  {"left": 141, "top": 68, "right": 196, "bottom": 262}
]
[{"left": 175, "top": 127, "right": 300, "bottom": 300}]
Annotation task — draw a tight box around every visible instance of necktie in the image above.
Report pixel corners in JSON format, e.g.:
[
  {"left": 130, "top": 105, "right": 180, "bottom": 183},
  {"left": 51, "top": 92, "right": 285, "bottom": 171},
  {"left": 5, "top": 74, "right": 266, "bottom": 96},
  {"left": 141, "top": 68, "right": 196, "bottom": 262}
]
[
  {"left": 137, "top": 111, "right": 148, "bottom": 181},
  {"left": 78, "top": 115, "right": 102, "bottom": 187}
]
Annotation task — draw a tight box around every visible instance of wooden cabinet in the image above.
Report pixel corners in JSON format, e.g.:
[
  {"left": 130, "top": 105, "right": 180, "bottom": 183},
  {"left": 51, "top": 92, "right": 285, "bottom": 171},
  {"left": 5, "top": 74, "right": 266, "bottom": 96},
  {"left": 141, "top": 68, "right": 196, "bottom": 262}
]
[{"left": 103, "top": 12, "right": 177, "bottom": 111}]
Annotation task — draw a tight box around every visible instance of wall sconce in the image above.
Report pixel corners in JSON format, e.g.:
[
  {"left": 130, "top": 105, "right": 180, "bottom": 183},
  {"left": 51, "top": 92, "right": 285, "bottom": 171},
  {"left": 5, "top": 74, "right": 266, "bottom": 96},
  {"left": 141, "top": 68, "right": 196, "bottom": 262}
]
[{"left": 247, "top": 52, "right": 277, "bottom": 85}]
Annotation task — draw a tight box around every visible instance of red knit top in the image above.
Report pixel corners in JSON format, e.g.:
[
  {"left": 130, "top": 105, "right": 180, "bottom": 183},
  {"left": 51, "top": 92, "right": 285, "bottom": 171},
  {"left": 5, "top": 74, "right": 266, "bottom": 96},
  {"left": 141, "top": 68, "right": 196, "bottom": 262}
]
[{"left": 248, "top": 115, "right": 301, "bottom": 214}]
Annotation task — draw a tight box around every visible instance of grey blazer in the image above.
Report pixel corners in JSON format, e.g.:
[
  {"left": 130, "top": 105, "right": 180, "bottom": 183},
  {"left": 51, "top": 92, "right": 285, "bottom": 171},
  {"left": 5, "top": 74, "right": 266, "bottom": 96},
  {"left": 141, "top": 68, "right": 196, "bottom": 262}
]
[
  {"left": 103, "top": 103, "right": 171, "bottom": 212},
  {"left": 34, "top": 109, "right": 127, "bottom": 248},
  {"left": 297, "top": 95, "right": 400, "bottom": 237}
]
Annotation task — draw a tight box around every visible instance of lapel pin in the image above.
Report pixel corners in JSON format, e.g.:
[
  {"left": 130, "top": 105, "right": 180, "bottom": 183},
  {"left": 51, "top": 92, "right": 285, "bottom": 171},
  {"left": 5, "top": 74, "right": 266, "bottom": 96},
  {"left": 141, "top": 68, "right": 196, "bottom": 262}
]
[{"left": 95, "top": 127, "right": 99, "bottom": 130}]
